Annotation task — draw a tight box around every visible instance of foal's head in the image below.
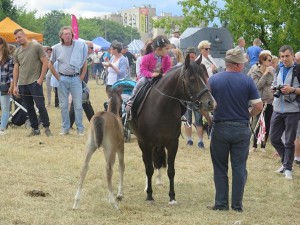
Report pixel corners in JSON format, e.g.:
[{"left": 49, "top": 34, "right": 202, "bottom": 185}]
[
  {"left": 107, "top": 86, "right": 123, "bottom": 116},
  {"left": 182, "top": 54, "right": 216, "bottom": 112}
]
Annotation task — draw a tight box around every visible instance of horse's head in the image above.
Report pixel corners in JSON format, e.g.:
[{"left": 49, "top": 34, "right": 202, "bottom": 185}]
[
  {"left": 107, "top": 86, "right": 123, "bottom": 116},
  {"left": 181, "top": 54, "right": 216, "bottom": 112}
]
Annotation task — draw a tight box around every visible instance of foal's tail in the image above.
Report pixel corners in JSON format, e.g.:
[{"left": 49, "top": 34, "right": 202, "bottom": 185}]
[
  {"left": 92, "top": 116, "right": 105, "bottom": 148},
  {"left": 153, "top": 147, "right": 167, "bottom": 169}
]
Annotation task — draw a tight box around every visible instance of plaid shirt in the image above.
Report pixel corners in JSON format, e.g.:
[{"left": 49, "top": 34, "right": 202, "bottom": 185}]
[{"left": 0, "top": 56, "right": 14, "bottom": 85}]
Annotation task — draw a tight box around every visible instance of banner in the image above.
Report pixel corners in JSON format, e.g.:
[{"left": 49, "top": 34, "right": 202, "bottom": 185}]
[{"left": 71, "top": 14, "right": 79, "bottom": 40}]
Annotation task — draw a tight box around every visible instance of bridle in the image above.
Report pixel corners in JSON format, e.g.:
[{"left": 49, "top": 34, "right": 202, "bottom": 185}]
[{"left": 154, "top": 65, "right": 210, "bottom": 110}]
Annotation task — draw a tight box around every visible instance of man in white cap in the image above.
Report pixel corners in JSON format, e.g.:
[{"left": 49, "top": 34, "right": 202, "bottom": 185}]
[{"left": 207, "top": 49, "right": 263, "bottom": 212}]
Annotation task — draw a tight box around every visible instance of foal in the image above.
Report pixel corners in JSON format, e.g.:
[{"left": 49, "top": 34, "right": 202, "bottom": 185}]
[{"left": 73, "top": 87, "right": 125, "bottom": 210}]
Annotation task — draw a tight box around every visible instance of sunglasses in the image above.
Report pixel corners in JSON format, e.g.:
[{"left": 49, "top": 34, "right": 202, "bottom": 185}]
[{"left": 204, "top": 48, "right": 211, "bottom": 51}]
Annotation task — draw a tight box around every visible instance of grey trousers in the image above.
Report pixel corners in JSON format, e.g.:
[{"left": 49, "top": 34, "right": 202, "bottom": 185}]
[
  {"left": 210, "top": 121, "right": 250, "bottom": 210},
  {"left": 270, "top": 111, "right": 299, "bottom": 171}
]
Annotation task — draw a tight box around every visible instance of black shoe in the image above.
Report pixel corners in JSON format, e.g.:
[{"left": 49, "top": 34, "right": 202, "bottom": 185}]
[
  {"left": 207, "top": 205, "right": 229, "bottom": 211},
  {"left": 294, "top": 159, "right": 300, "bottom": 165},
  {"left": 232, "top": 207, "right": 243, "bottom": 212}
]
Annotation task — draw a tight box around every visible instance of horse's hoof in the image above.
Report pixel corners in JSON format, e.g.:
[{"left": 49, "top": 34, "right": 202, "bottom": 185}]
[
  {"left": 116, "top": 195, "right": 123, "bottom": 201},
  {"left": 111, "top": 202, "right": 119, "bottom": 210},
  {"left": 168, "top": 200, "right": 177, "bottom": 205}
]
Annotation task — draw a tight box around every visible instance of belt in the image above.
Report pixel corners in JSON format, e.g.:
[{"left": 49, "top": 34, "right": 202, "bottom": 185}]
[
  {"left": 59, "top": 72, "right": 79, "bottom": 77},
  {"left": 214, "top": 120, "right": 249, "bottom": 125}
]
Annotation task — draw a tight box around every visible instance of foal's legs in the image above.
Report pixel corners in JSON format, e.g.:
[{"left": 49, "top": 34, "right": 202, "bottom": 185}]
[
  {"left": 166, "top": 139, "right": 179, "bottom": 204},
  {"left": 103, "top": 147, "right": 119, "bottom": 209},
  {"left": 116, "top": 146, "right": 125, "bottom": 200},
  {"left": 73, "top": 139, "right": 97, "bottom": 209}
]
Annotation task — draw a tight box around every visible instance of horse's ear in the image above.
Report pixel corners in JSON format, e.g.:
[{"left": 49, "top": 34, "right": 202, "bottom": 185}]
[
  {"left": 195, "top": 54, "right": 202, "bottom": 65},
  {"left": 184, "top": 54, "right": 191, "bottom": 68}
]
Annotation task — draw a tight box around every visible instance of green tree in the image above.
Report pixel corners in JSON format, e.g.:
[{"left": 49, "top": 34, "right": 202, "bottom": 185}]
[
  {"left": 43, "top": 10, "right": 67, "bottom": 46},
  {"left": 16, "top": 6, "right": 43, "bottom": 33},
  {"left": 219, "top": 0, "right": 300, "bottom": 53},
  {"left": 151, "top": 0, "right": 217, "bottom": 35},
  {"left": 0, "top": 0, "right": 18, "bottom": 21}
]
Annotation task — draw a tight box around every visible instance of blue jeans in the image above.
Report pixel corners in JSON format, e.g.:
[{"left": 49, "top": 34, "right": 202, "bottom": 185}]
[
  {"left": 58, "top": 75, "right": 83, "bottom": 132},
  {"left": 270, "top": 111, "right": 299, "bottom": 171},
  {"left": 18, "top": 82, "right": 50, "bottom": 130},
  {"left": 210, "top": 121, "right": 250, "bottom": 210},
  {"left": 0, "top": 93, "right": 11, "bottom": 130}
]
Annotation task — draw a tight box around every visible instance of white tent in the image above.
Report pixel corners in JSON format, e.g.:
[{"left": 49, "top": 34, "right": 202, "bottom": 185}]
[{"left": 128, "top": 39, "right": 144, "bottom": 54}]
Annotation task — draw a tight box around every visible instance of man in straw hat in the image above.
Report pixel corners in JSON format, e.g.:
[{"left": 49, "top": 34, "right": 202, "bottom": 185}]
[{"left": 207, "top": 48, "right": 263, "bottom": 212}]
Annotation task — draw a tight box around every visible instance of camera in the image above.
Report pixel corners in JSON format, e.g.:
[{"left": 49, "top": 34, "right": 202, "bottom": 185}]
[{"left": 272, "top": 85, "right": 284, "bottom": 98}]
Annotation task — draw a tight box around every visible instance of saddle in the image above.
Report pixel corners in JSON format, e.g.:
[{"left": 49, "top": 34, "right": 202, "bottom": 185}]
[{"left": 131, "top": 76, "right": 161, "bottom": 120}]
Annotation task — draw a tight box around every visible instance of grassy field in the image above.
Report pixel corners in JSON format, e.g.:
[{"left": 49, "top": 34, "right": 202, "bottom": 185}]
[{"left": 0, "top": 79, "right": 299, "bottom": 225}]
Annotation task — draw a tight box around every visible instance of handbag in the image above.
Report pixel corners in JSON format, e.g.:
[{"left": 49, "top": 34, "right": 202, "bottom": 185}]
[{"left": 0, "top": 82, "right": 10, "bottom": 95}]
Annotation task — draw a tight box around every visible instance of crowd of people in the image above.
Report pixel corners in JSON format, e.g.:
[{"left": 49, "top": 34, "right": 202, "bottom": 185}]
[{"left": 1, "top": 26, "right": 300, "bottom": 213}]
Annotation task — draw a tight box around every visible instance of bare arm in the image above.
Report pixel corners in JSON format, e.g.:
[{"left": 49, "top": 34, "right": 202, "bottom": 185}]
[
  {"left": 48, "top": 61, "right": 60, "bottom": 81},
  {"left": 37, "top": 56, "right": 48, "bottom": 85},
  {"left": 13, "top": 63, "right": 20, "bottom": 96},
  {"left": 80, "top": 61, "right": 87, "bottom": 81}
]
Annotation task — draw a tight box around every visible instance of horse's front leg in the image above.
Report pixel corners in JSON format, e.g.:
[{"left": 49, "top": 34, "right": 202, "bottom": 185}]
[
  {"left": 140, "top": 145, "right": 154, "bottom": 201},
  {"left": 166, "top": 140, "right": 179, "bottom": 205},
  {"left": 104, "top": 149, "right": 118, "bottom": 209},
  {"left": 116, "top": 145, "right": 125, "bottom": 201},
  {"left": 73, "top": 140, "right": 97, "bottom": 209}
]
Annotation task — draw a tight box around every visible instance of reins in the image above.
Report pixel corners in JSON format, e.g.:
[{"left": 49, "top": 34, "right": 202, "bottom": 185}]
[{"left": 153, "top": 65, "right": 210, "bottom": 110}]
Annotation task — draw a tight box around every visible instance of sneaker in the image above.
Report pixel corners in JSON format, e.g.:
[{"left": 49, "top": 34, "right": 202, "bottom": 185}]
[
  {"left": 0, "top": 130, "right": 6, "bottom": 135},
  {"left": 27, "top": 129, "right": 41, "bottom": 137},
  {"left": 284, "top": 170, "right": 293, "bottom": 180},
  {"left": 275, "top": 165, "right": 285, "bottom": 173},
  {"left": 187, "top": 140, "right": 193, "bottom": 146},
  {"left": 294, "top": 160, "right": 300, "bottom": 165},
  {"left": 77, "top": 130, "right": 84, "bottom": 136},
  {"left": 44, "top": 127, "right": 53, "bottom": 137},
  {"left": 198, "top": 141, "right": 205, "bottom": 149},
  {"left": 59, "top": 130, "right": 70, "bottom": 135}
]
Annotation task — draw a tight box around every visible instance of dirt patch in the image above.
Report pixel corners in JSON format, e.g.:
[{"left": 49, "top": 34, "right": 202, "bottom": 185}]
[{"left": 25, "top": 190, "right": 50, "bottom": 197}]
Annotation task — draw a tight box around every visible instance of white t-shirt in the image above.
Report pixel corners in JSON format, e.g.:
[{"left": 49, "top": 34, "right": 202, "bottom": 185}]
[{"left": 107, "top": 58, "right": 120, "bottom": 85}]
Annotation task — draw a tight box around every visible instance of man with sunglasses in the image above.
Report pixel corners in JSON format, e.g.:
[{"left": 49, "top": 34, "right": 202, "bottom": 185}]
[{"left": 270, "top": 45, "right": 300, "bottom": 180}]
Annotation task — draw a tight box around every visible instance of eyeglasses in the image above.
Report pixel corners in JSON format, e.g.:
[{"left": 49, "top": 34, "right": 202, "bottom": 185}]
[{"left": 204, "top": 48, "right": 211, "bottom": 51}]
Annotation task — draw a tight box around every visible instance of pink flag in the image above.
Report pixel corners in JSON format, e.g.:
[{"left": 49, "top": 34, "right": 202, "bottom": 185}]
[{"left": 71, "top": 14, "right": 79, "bottom": 40}]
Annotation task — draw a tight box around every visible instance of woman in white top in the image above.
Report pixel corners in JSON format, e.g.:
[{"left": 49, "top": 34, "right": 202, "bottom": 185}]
[
  {"left": 197, "top": 40, "right": 218, "bottom": 77},
  {"left": 104, "top": 41, "right": 127, "bottom": 96}
]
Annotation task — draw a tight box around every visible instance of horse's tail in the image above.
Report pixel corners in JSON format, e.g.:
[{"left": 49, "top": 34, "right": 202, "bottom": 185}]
[
  {"left": 92, "top": 116, "right": 105, "bottom": 148},
  {"left": 153, "top": 147, "right": 167, "bottom": 169}
]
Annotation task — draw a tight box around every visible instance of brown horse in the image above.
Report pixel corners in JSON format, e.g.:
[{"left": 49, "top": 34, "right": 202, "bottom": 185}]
[
  {"left": 129, "top": 55, "right": 215, "bottom": 204},
  {"left": 73, "top": 87, "right": 125, "bottom": 210}
]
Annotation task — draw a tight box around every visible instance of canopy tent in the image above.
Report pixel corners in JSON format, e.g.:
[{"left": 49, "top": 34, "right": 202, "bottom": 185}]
[
  {"left": 0, "top": 17, "right": 43, "bottom": 43},
  {"left": 128, "top": 39, "right": 144, "bottom": 54},
  {"left": 92, "top": 37, "right": 111, "bottom": 50}
]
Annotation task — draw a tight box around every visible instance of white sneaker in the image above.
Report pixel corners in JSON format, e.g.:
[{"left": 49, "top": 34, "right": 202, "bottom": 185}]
[
  {"left": 59, "top": 130, "right": 70, "bottom": 135},
  {"left": 0, "top": 130, "right": 5, "bottom": 135},
  {"left": 275, "top": 166, "right": 285, "bottom": 173},
  {"left": 284, "top": 170, "right": 293, "bottom": 180}
]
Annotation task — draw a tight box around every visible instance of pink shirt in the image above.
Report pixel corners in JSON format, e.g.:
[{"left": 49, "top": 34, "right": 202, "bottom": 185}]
[{"left": 140, "top": 52, "right": 171, "bottom": 78}]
